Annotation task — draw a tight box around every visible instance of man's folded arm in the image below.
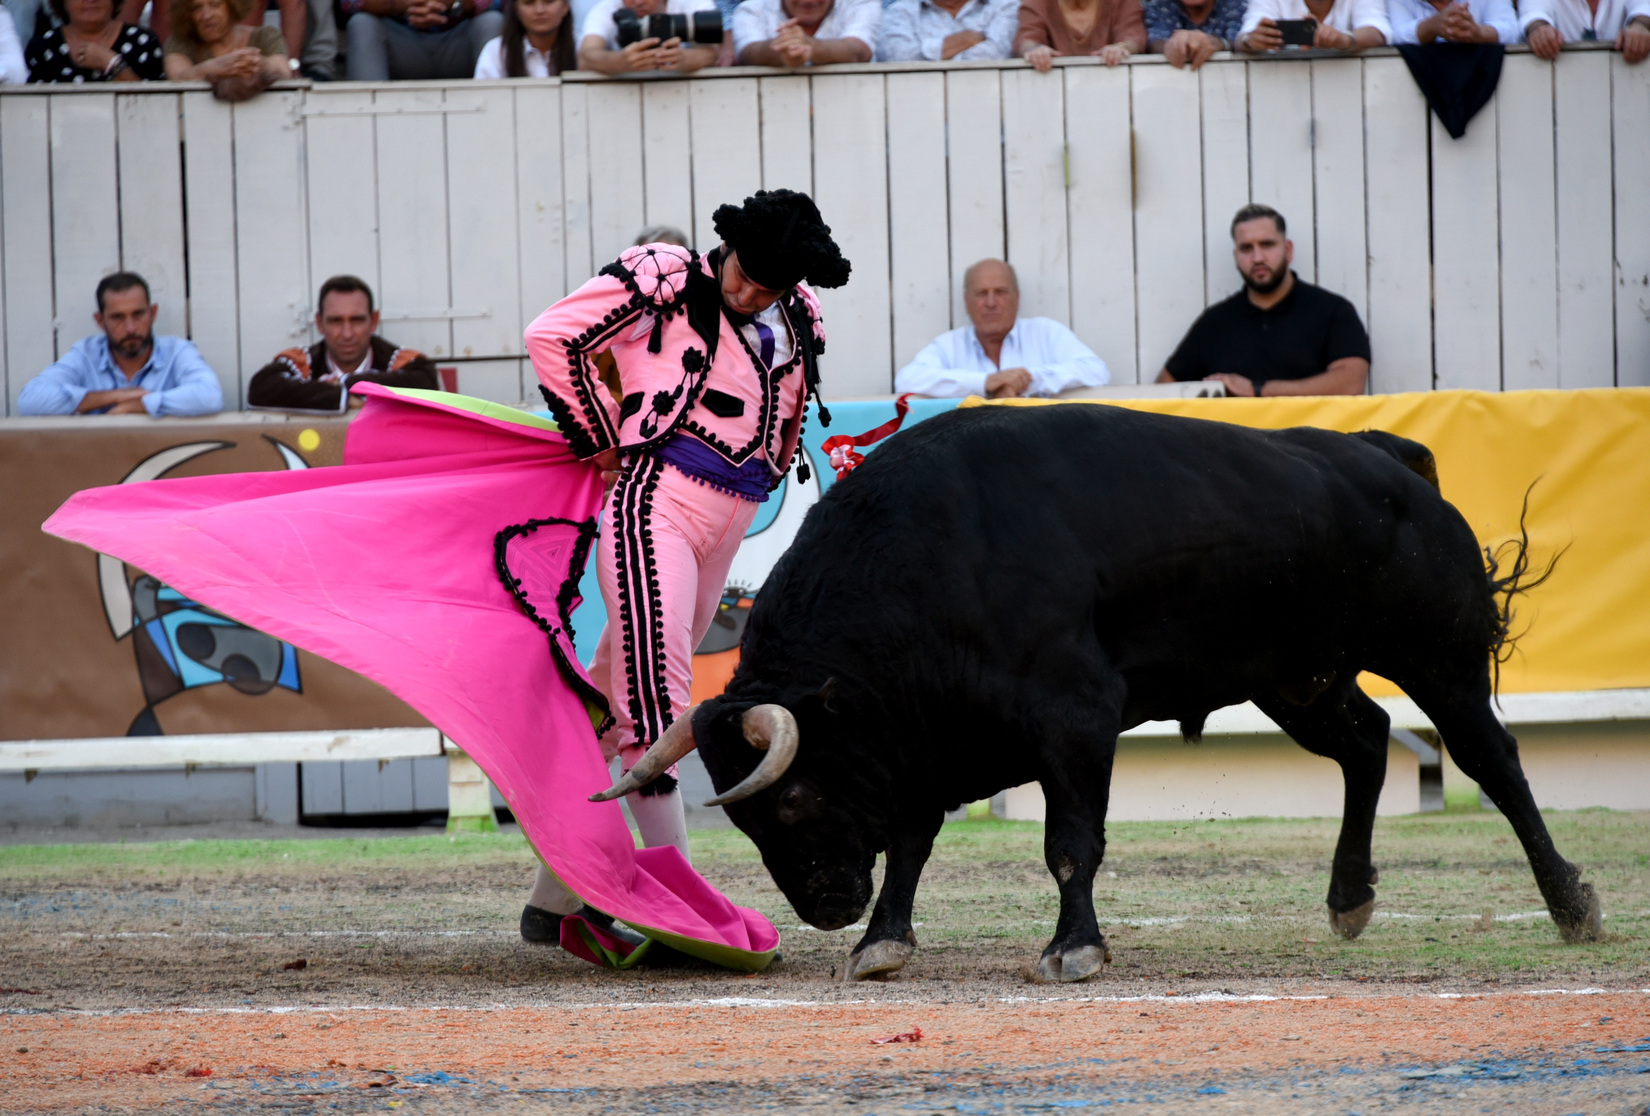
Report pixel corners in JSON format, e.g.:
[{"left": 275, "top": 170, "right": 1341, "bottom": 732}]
[
  {"left": 143, "top": 342, "right": 224, "bottom": 416},
  {"left": 893, "top": 342, "right": 990, "bottom": 398},
  {"left": 1026, "top": 326, "right": 1109, "bottom": 395},
  {"left": 16, "top": 360, "right": 91, "bottom": 416}
]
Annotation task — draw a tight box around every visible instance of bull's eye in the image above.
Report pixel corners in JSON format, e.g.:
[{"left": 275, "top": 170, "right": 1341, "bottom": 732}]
[{"left": 776, "top": 784, "right": 817, "bottom": 825}]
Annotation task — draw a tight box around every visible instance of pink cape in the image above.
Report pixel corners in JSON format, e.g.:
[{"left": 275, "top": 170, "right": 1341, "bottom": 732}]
[{"left": 42, "top": 384, "right": 779, "bottom": 971}]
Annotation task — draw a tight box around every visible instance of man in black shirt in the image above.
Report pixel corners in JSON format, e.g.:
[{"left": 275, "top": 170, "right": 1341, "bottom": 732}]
[{"left": 1157, "top": 205, "right": 1370, "bottom": 397}]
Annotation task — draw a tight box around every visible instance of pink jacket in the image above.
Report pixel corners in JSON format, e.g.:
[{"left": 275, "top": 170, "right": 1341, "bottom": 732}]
[{"left": 526, "top": 244, "right": 827, "bottom": 482}]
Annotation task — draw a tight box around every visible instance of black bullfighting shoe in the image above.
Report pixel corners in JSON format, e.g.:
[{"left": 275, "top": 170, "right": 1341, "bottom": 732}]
[{"left": 519, "top": 903, "right": 649, "bottom": 949}]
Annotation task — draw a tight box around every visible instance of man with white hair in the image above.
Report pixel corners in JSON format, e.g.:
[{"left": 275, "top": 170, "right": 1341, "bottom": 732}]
[{"left": 894, "top": 259, "right": 1109, "bottom": 399}]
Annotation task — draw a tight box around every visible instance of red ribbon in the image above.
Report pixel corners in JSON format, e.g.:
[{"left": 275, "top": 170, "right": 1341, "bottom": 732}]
[{"left": 819, "top": 394, "right": 914, "bottom": 481}]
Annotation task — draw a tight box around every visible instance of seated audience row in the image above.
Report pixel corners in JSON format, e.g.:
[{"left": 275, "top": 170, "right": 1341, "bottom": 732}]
[
  {"left": 17, "top": 272, "right": 436, "bottom": 416},
  {"left": 894, "top": 204, "right": 1367, "bottom": 400},
  {"left": 3, "top": 0, "right": 1641, "bottom": 86}
]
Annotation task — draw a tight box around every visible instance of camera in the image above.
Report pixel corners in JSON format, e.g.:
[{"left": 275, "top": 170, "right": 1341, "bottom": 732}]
[{"left": 613, "top": 6, "right": 723, "bottom": 45}]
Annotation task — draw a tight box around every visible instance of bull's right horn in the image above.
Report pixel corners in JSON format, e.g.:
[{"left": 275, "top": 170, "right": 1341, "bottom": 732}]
[
  {"left": 704, "top": 704, "right": 798, "bottom": 807},
  {"left": 587, "top": 703, "right": 700, "bottom": 802}
]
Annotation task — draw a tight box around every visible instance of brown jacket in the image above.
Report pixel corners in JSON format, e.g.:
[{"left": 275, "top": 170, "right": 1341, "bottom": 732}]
[
  {"left": 247, "top": 336, "right": 438, "bottom": 410},
  {"left": 1015, "top": 0, "right": 1147, "bottom": 55}
]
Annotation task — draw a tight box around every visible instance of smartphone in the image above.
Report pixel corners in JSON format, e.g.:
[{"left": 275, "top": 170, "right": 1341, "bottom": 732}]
[{"left": 1275, "top": 18, "right": 1317, "bottom": 45}]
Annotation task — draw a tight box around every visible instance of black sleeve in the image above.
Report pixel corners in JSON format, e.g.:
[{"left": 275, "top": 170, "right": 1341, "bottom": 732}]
[
  {"left": 347, "top": 353, "right": 440, "bottom": 393},
  {"left": 1162, "top": 309, "right": 1215, "bottom": 382},
  {"left": 25, "top": 34, "right": 53, "bottom": 82},
  {"left": 121, "top": 28, "right": 167, "bottom": 80},
  {"left": 247, "top": 360, "right": 346, "bottom": 410},
  {"left": 1323, "top": 294, "right": 1371, "bottom": 364}
]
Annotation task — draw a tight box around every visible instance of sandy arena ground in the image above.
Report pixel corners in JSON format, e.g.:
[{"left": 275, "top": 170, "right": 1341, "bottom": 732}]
[{"left": 3, "top": 815, "right": 1648, "bottom": 1114}]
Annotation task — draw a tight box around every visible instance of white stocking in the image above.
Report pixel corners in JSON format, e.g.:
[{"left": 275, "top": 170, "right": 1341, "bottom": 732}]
[
  {"left": 628, "top": 787, "right": 690, "bottom": 861},
  {"left": 526, "top": 864, "right": 582, "bottom": 915}
]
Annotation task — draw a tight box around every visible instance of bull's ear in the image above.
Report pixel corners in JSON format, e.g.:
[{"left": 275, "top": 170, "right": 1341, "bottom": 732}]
[{"left": 818, "top": 676, "right": 840, "bottom": 714}]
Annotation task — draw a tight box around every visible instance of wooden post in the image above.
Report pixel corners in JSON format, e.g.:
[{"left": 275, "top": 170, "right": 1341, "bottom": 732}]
[{"left": 445, "top": 743, "right": 498, "bottom": 834}]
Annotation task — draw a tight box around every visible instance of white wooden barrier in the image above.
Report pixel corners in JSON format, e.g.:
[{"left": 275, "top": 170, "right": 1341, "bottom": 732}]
[{"left": 2, "top": 46, "right": 1647, "bottom": 416}]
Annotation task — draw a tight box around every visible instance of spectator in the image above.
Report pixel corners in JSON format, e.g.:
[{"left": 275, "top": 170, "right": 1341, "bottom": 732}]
[
  {"left": 1388, "top": 0, "right": 1516, "bottom": 42},
  {"left": 163, "top": 0, "right": 290, "bottom": 101},
  {"left": 120, "top": 0, "right": 306, "bottom": 73},
  {"left": 5, "top": 0, "right": 47, "bottom": 62},
  {"left": 344, "top": 0, "right": 504, "bottom": 79},
  {"left": 579, "top": 0, "right": 722, "bottom": 72},
  {"left": 1144, "top": 0, "right": 1244, "bottom": 67},
  {"left": 0, "top": 8, "right": 26, "bottom": 82},
  {"left": 247, "top": 275, "right": 438, "bottom": 411},
  {"left": 1015, "top": 0, "right": 1145, "bottom": 71},
  {"left": 895, "top": 259, "right": 1109, "bottom": 399},
  {"left": 18, "top": 273, "right": 222, "bottom": 417},
  {"left": 878, "top": 0, "right": 1016, "bottom": 61},
  {"left": 26, "top": 0, "right": 163, "bottom": 82},
  {"left": 474, "top": 0, "right": 575, "bottom": 74},
  {"left": 733, "top": 0, "right": 877, "bottom": 67},
  {"left": 1156, "top": 205, "right": 1369, "bottom": 397},
  {"left": 1522, "top": 0, "right": 1649, "bottom": 63},
  {"left": 1237, "top": 0, "right": 1389, "bottom": 51}
]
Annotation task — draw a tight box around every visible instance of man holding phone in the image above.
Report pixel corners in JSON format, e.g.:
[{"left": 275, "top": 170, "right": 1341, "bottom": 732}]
[{"left": 1236, "top": 0, "right": 1387, "bottom": 50}]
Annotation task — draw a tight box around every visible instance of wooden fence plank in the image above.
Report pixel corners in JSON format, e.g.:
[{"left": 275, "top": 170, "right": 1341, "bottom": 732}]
[
  {"left": 886, "top": 71, "right": 952, "bottom": 375},
  {"left": 1430, "top": 103, "right": 1501, "bottom": 390},
  {"left": 445, "top": 85, "right": 523, "bottom": 359},
  {"left": 117, "top": 93, "right": 186, "bottom": 343},
  {"left": 1363, "top": 56, "right": 1432, "bottom": 393},
  {"left": 231, "top": 91, "right": 311, "bottom": 401},
  {"left": 1064, "top": 65, "right": 1136, "bottom": 382},
  {"left": 1131, "top": 64, "right": 1204, "bottom": 381},
  {"left": 446, "top": 357, "right": 524, "bottom": 402},
  {"left": 1, "top": 95, "right": 56, "bottom": 412},
  {"left": 811, "top": 73, "right": 891, "bottom": 397},
  {"left": 585, "top": 82, "right": 645, "bottom": 268},
  {"left": 374, "top": 87, "right": 453, "bottom": 359},
  {"left": 689, "top": 77, "right": 762, "bottom": 253},
  {"left": 1200, "top": 59, "right": 1248, "bottom": 307},
  {"left": 758, "top": 74, "right": 813, "bottom": 193},
  {"left": 641, "top": 80, "right": 695, "bottom": 242},
  {"left": 50, "top": 93, "right": 121, "bottom": 360},
  {"left": 1002, "top": 67, "right": 1070, "bottom": 326},
  {"left": 1553, "top": 52, "right": 1615, "bottom": 389},
  {"left": 303, "top": 88, "right": 379, "bottom": 330},
  {"left": 1248, "top": 61, "right": 1315, "bottom": 283},
  {"left": 1614, "top": 52, "right": 1650, "bottom": 387},
  {"left": 180, "top": 92, "right": 241, "bottom": 406},
  {"left": 1310, "top": 58, "right": 1367, "bottom": 324},
  {"left": 1497, "top": 55, "right": 1559, "bottom": 391},
  {"left": 516, "top": 84, "right": 567, "bottom": 344},
  {"left": 560, "top": 82, "right": 594, "bottom": 285},
  {"left": 945, "top": 68, "right": 1004, "bottom": 326}
]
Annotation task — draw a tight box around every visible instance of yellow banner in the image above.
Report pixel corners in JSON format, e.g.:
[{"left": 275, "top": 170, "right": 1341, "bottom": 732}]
[{"left": 972, "top": 389, "right": 1650, "bottom": 695}]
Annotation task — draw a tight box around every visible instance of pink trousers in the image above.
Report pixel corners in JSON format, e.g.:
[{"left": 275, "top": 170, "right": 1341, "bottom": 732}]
[{"left": 589, "top": 456, "right": 759, "bottom": 768}]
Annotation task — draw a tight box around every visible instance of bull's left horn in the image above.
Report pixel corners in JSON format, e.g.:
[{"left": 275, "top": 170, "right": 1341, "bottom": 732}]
[
  {"left": 704, "top": 704, "right": 798, "bottom": 807},
  {"left": 588, "top": 704, "right": 700, "bottom": 802}
]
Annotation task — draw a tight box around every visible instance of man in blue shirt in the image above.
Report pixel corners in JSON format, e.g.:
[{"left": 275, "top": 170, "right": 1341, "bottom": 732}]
[
  {"left": 1143, "top": 0, "right": 1245, "bottom": 67},
  {"left": 894, "top": 259, "right": 1109, "bottom": 398},
  {"left": 17, "top": 272, "right": 223, "bottom": 417}
]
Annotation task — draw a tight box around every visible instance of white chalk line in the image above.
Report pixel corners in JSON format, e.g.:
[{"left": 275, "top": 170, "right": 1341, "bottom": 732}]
[{"left": 5, "top": 987, "right": 1646, "bottom": 1020}]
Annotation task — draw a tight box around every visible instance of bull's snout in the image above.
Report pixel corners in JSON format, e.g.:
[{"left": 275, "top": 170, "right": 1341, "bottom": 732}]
[{"left": 802, "top": 891, "right": 867, "bottom": 932}]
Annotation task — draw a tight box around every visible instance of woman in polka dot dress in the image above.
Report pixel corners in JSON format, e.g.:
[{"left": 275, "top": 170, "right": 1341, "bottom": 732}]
[{"left": 26, "top": 0, "right": 163, "bottom": 81}]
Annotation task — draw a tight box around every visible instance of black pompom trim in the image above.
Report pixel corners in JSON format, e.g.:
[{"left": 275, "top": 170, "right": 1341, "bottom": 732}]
[{"left": 492, "top": 514, "right": 612, "bottom": 736}]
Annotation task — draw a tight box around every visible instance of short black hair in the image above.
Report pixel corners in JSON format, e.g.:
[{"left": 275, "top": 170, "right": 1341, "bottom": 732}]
[
  {"left": 317, "top": 274, "right": 375, "bottom": 315},
  {"left": 95, "top": 272, "right": 151, "bottom": 313},
  {"left": 1231, "top": 204, "right": 1286, "bottom": 238}
]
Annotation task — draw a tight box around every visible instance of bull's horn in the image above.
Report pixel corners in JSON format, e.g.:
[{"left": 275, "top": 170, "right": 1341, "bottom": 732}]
[
  {"left": 704, "top": 704, "right": 798, "bottom": 808},
  {"left": 587, "top": 704, "right": 700, "bottom": 802}
]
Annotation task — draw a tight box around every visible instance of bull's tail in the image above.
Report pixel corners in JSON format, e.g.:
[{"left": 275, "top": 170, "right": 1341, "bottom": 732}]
[{"left": 1484, "top": 481, "right": 1565, "bottom": 698}]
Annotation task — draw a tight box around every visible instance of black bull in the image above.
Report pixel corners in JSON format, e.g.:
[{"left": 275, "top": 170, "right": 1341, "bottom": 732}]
[{"left": 621, "top": 403, "right": 1603, "bottom": 982}]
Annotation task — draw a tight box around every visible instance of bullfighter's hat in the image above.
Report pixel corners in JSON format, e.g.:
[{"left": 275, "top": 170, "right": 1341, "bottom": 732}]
[{"left": 712, "top": 189, "right": 852, "bottom": 292}]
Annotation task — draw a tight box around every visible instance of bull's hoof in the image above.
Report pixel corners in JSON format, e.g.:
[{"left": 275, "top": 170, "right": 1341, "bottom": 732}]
[
  {"left": 1031, "top": 944, "right": 1109, "bottom": 984},
  {"left": 1328, "top": 898, "right": 1375, "bottom": 940},
  {"left": 1555, "top": 882, "right": 1603, "bottom": 944},
  {"left": 845, "top": 939, "right": 913, "bottom": 982}
]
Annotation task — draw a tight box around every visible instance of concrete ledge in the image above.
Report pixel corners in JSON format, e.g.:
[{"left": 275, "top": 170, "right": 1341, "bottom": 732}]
[{"left": 0, "top": 728, "right": 442, "bottom": 773}]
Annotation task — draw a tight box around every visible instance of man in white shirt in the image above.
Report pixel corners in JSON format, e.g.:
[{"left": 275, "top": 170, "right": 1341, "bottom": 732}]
[
  {"left": 1238, "top": 0, "right": 1390, "bottom": 51},
  {"left": 1386, "top": 0, "right": 1517, "bottom": 42},
  {"left": 1521, "top": 0, "right": 1649, "bottom": 61},
  {"left": 734, "top": 0, "right": 878, "bottom": 65},
  {"left": 895, "top": 259, "right": 1109, "bottom": 399},
  {"left": 578, "top": 0, "right": 722, "bottom": 73}
]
